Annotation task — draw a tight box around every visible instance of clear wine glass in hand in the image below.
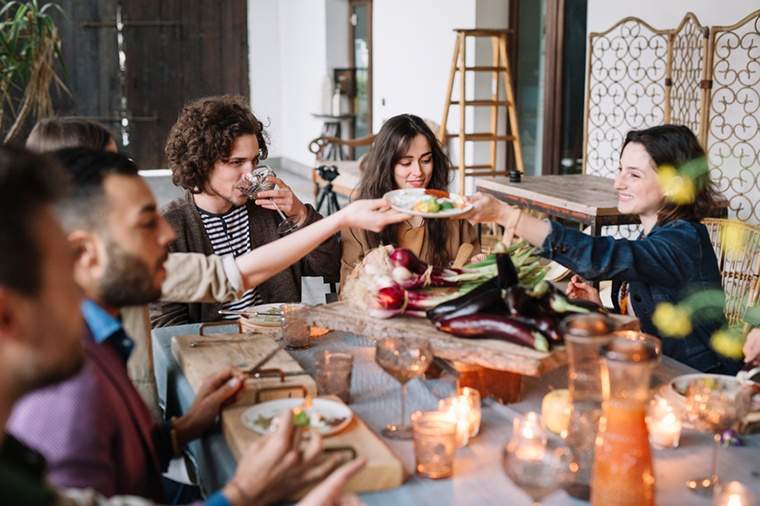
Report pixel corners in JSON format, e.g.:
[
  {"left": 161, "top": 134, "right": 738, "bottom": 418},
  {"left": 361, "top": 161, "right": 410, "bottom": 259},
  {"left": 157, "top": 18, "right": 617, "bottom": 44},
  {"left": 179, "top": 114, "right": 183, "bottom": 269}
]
[
  {"left": 685, "top": 376, "right": 752, "bottom": 496},
  {"left": 502, "top": 413, "right": 574, "bottom": 506},
  {"left": 375, "top": 337, "right": 433, "bottom": 439},
  {"left": 238, "top": 165, "right": 299, "bottom": 235}
]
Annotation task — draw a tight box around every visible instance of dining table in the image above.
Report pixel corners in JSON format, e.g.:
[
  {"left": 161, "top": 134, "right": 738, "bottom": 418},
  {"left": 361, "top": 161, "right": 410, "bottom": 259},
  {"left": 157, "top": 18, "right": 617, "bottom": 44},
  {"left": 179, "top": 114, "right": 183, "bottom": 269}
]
[{"left": 152, "top": 323, "right": 760, "bottom": 505}]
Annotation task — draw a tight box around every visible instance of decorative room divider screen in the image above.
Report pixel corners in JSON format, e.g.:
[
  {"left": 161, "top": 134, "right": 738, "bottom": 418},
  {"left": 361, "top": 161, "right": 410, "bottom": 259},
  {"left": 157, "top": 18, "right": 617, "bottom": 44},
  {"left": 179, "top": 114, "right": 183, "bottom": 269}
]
[{"left": 583, "top": 10, "right": 760, "bottom": 226}]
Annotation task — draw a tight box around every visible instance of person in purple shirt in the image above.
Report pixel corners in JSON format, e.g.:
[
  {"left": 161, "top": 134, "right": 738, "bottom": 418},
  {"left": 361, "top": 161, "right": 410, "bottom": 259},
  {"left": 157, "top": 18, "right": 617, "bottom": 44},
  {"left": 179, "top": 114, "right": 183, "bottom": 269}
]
[{"left": 6, "top": 148, "right": 365, "bottom": 505}]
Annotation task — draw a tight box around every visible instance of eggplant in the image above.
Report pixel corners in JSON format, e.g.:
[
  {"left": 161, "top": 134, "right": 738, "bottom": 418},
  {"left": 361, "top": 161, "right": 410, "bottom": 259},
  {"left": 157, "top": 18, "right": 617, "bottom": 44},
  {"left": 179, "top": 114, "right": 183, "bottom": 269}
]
[
  {"left": 426, "top": 277, "right": 501, "bottom": 321},
  {"left": 496, "top": 253, "right": 519, "bottom": 289},
  {"left": 503, "top": 285, "right": 539, "bottom": 316},
  {"left": 514, "top": 315, "right": 562, "bottom": 343},
  {"left": 435, "top": 313, "right": 549, "bottom": 352}
]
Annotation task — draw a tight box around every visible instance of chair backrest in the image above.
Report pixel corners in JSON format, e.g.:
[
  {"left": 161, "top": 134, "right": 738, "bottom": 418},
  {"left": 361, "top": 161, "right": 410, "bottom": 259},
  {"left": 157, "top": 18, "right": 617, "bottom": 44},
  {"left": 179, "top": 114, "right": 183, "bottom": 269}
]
[{"left": 701, "top": 218, "right": 760, "bottom": 327}]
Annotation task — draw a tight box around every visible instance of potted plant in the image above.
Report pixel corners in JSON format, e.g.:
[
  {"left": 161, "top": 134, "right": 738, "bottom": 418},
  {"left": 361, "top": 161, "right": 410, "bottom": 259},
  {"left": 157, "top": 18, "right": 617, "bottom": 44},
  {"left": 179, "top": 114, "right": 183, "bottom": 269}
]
[{"left": 0, "top": 0, "right": 65, "bottom": 143}]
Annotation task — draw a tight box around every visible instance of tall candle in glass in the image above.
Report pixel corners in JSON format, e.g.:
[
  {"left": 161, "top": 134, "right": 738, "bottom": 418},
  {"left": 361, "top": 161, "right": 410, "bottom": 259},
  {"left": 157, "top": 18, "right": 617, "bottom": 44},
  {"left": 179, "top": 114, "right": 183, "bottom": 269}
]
[
  {"left": 591, "top": 337, "right": 657, "bottom": 506},
  {"left": 560, "top": 313, "right": 617, "bottom": 500}
]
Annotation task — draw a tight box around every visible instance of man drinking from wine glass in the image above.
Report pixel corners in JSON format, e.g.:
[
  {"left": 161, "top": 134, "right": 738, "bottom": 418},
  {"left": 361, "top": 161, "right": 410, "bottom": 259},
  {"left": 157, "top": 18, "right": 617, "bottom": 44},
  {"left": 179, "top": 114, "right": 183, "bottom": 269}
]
[{"left": 152, "top": 95, "right": 340, "bottom": 327}]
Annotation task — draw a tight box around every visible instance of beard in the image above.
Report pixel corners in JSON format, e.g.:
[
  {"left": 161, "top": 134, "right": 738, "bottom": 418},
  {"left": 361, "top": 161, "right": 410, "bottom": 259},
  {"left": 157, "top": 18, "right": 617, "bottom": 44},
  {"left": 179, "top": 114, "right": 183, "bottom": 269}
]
[{"left": 98, "top": 239, "right": 165, "bottom": 307}]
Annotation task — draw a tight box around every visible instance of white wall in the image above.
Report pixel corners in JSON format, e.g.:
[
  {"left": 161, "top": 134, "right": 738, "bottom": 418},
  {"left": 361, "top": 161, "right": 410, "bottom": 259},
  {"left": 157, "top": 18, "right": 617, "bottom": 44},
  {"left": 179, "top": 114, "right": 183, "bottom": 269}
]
[
  {"left": 372, "top": 0, "right": 477, "bottom": 133},
  {"left": 587, "top": 0, "right": 759, "bottom": 32}
]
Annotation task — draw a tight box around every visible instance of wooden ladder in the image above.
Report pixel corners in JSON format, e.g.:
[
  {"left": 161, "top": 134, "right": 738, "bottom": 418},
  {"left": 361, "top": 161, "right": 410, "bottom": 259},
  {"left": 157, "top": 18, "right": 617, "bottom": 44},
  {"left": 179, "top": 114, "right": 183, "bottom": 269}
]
[{"left": 438, "top": 29, "right": 524, "bottom": 192}]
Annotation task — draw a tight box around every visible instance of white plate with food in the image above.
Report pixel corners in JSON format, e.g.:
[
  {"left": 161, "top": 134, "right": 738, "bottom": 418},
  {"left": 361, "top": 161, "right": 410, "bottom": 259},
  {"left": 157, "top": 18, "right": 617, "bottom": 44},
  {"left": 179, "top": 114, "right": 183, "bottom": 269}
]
[
  {"left": 241, "top": 398, "right": 353, "bottom": 436},
  {"left": 383, "top": 188, "right": 472, "bottom": 218}
]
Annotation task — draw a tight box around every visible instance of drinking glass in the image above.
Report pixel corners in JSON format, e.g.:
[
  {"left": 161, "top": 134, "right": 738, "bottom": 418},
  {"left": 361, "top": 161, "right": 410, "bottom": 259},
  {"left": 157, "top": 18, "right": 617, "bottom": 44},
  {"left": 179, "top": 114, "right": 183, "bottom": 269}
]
[
  {"left": 280, "top": 304, "right": 310, "bottom": 349},
  {"left": 684, "top": 376, "right": 752, "bottom": 496},
  {"left": 375, "top": 336, "right": 433, "bottom": 439},
  {"left": 315, "top": 351, "right": 353, "bottom": 404},
  {"left": 411, "top": 410, "right": 457, "bottom": 479},
  {"left": 237, "top": 164, "right": 299, "bottom": 235},
  {"left": 502, "top": 412, "right": 574, "bottom": 506}
]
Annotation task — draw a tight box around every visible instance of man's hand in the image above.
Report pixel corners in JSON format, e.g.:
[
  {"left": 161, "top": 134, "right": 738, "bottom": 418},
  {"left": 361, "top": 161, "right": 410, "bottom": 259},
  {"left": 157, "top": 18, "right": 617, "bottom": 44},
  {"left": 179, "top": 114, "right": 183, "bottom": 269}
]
[
  {"left": 743, "top": 328, "right": 760, "bottom": 364},
  {"left": 223, "top": 411, "right": 353, "bottom": 505},
  {"left": 566, "top": 275, "right": 603, "bottom": 306},
  {"left": 174, "top": 367, "right": 243, "bottom": 445},
  {"left": 338, "top": 199, "right": 409, "bottom": 232},
  {"left": 255, "top": 176, "right": 308, "bottom": 223}
]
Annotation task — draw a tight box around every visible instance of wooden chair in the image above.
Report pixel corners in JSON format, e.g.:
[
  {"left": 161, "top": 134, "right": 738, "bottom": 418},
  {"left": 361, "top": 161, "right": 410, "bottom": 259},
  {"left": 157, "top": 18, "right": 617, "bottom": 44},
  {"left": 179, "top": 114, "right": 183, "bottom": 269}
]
[{"left": 702, "top": 218, "right": 760, "bottom": 329}]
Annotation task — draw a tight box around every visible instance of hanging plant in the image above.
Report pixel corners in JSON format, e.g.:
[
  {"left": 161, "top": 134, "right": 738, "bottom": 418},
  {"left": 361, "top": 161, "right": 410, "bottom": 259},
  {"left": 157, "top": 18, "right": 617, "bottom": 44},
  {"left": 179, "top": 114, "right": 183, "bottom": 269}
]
[{"left": 0, "top": 0, "right": 66, "bottom": 143}]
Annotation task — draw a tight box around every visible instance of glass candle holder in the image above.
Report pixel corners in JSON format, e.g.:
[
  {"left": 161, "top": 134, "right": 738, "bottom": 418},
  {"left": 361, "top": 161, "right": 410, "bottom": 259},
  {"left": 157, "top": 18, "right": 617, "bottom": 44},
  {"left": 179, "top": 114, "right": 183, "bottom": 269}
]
[
  {"left": 646, "top": 398, "right": 682, "bottom": 449},
  {"left": 314, "top": 351, "right": 353, "bottom": 404},
  {"left": 280, "top": 304, "right": 310, "bottom": 349},
  {"left": 460, "top": 386, "right": 482, "bottom": 437},
  {"left": 438, "top": 397, "right": 470, "bottom": 448},
  {"left": 411, "top": 410, "right": 457, "bottom": 479}
]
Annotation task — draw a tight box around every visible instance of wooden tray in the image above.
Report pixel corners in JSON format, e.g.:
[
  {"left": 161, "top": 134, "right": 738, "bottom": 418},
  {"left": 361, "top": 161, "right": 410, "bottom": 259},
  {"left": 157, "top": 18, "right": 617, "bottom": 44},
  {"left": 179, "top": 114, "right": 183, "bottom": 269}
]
[
  {"left": 172, "top": 332, "right": 317, "bottom": 406},
  {"left": 223, "top": 397, "right": 406, "bottom": 494}
]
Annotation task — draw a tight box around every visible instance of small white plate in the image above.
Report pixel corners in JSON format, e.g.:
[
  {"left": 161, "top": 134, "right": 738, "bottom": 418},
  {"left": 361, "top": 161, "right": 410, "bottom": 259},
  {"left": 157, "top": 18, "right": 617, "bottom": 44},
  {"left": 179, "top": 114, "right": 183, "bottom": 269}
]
[
  {"left": 383, "top": 188, "right": 473, "bottom": 218},
  {"left": 241, "top": 398, "right": 353, "bottom": 436}
]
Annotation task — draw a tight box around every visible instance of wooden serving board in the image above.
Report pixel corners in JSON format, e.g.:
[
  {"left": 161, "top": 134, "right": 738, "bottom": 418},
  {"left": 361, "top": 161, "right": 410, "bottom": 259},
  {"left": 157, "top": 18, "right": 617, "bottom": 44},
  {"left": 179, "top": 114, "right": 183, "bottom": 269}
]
[
  {"left": 304, "top": 302, "right": 566, "bottom": 376},
  {"left": 223, "top": 397, "right": 406, "bottom": 494},
  {"left": 171, "top": 332, "right": 317, "bottom": 406}
]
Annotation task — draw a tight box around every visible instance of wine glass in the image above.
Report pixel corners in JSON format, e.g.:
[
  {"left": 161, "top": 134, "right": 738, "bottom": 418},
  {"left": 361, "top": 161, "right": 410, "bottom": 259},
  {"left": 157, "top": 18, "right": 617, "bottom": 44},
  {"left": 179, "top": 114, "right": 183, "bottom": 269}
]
[
  {"left": 502, "top": 412, "right": 574, "bottom": 506},
  {"left": 684, "top": 376, "right": 752, "bottom": 496},
  {"left": 237, "top": 165, "right": 299, "bottom": 235},
  {"left": 375, "top": 337, "right": 433, "bottom": 439}
]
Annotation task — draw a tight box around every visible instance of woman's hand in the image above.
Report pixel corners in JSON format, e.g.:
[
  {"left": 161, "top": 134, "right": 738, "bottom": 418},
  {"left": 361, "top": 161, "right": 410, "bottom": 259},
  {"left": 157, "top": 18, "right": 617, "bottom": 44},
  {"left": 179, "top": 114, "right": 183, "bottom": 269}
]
[
  {"left": 255, "top": 176, "right": 309, "bottom": 223},
  {"left": 338, "top": 198, "right": 410, "bottom": 232},
  {"left": 566, "top": 275, "right": 602, "bottom": 306},
  {"left": 462, "top": 192, "right": 511, "bottom": 225},
  {"left": 743, "top": 328, "right": 760, "bottom": 364}
]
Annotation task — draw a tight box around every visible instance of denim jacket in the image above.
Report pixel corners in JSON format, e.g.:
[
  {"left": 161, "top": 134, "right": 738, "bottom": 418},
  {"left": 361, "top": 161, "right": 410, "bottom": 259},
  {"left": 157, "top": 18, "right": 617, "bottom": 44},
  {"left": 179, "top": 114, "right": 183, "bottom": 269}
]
[{"left": 540, "top": 219, "right": 738, "bottom": 374}]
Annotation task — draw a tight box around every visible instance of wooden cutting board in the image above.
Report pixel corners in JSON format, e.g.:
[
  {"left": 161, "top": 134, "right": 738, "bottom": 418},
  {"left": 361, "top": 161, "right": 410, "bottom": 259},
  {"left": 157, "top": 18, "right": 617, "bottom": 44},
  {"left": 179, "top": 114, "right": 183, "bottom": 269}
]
[
  {"left": 305, "top": 303, "right": 638, "bottom": 377},
  {"left": 171, "top": 332, "right": 317, "bottom": 405},
  {"left": 223, "top": 397, "right": 406, "bottom": 494}
]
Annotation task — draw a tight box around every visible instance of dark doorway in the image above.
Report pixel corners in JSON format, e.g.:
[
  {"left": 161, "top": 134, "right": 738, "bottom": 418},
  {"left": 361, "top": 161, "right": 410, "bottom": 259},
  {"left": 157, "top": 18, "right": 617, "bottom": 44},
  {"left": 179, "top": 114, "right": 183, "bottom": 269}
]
[{"left": 51, "top": 0, "right": 248, "bottom": 170}]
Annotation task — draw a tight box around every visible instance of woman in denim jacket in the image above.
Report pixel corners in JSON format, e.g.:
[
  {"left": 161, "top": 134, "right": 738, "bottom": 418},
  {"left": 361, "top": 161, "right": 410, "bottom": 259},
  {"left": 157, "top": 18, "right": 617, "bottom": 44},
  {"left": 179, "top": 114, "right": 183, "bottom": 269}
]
[{"left": 466, "top": 124, "right": 739, "bottom": 374}]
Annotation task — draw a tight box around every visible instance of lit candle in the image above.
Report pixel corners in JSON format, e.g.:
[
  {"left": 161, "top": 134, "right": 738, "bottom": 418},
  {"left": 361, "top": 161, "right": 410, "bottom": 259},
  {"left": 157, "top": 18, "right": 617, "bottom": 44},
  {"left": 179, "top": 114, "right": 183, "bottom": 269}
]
[
  {"left": 460, "top": 387, "right": 481, "bottom": 437},
  {"left": 646, "top": 398, "right": 682, "bottom": 449},
  {"left": 513, "top": 412, "right": 547, "bottom": 460},
  {"left": 714, "top": 481, "right": 756, "bottom": 506},
  {"left": 439, "top": 396, "right": 470, "bottom": 448}
]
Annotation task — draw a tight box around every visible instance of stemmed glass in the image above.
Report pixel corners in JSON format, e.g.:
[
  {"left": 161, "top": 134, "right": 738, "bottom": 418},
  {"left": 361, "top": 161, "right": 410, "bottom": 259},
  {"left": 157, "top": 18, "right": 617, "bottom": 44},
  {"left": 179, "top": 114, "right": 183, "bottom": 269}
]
[
  {"left": 375, "top": 337, "right": 433, "bottom": 439},
  {"left": 502, "top": 412, "right": 574, "bottom": 506},
  {"left": 237, "top": 164, "right": 299, "bottom": 235},
  {"left": 684, "top": 376, "right": 752, "bottom": 495}
]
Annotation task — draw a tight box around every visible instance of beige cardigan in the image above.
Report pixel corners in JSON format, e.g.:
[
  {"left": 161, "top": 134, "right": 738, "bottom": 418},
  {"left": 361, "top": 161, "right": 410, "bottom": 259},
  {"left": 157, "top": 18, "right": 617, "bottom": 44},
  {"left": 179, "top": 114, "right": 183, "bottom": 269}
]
[
  {"left": 340, "top": 219, "right": 481, "bottom": 285},
  {"left": 123, "top": 253, "right": 244, "bottom": 420}
]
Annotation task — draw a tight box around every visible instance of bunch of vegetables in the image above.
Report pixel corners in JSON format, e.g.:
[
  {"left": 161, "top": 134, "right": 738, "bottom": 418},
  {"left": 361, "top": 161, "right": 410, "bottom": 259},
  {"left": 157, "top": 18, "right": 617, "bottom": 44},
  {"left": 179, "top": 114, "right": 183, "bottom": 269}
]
[
  {"left": 340, "top": 242, "right": 548, "bottom": 319},
  {"left": 429, "top": 253, "right": 605, "bottom": 353}
]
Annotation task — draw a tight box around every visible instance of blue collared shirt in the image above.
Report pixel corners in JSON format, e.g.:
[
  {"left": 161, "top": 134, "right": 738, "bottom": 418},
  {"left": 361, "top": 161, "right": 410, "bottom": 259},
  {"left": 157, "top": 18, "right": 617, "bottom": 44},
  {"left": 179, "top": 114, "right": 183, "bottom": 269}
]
[{"left": 81, "top": 299, "right": 135, "bottom": 363}]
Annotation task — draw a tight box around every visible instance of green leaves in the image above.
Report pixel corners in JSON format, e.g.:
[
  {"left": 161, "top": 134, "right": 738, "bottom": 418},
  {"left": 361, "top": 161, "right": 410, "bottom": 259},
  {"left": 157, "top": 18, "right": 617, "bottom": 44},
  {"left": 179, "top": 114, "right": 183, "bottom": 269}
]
[{"left": 0, "top": 0, "right": 64, "bottom": 141}]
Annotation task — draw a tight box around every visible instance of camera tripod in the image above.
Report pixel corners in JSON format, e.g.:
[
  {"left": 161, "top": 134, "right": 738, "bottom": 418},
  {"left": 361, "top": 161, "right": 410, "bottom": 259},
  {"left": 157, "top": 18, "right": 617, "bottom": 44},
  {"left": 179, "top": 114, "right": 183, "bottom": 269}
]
[{"left": 315, "top": 164, "right": 342, "bottom": 216}]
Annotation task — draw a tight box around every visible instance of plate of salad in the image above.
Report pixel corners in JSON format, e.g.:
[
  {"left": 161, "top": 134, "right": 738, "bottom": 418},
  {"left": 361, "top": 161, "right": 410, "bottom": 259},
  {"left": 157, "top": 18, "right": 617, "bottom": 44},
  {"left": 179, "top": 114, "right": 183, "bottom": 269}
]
[
  {"left": 240, "top": 398, "right": 353, "bottom": 436},
  {"left": 383, "top": 188, "right": 472, "bottom": 218}
]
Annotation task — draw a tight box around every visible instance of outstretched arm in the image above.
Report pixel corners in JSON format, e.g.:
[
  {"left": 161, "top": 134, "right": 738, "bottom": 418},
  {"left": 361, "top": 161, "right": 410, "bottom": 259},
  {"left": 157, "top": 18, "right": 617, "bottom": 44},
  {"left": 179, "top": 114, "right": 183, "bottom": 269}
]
[{"left": 236, "top": 199, "right": 408, "bottom": 290}]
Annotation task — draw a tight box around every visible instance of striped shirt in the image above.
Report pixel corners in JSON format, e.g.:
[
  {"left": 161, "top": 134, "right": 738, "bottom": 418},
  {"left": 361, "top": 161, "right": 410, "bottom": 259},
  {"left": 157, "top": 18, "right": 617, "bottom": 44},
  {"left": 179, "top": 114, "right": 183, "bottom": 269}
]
[{"left": 197, "top": 205, "right": 263, "bottom": 317}]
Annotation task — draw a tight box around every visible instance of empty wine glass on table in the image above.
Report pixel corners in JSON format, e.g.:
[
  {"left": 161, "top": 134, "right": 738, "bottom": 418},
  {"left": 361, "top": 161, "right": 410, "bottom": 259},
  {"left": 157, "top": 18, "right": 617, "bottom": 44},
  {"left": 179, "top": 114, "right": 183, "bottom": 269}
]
[
  {"left": 237, "top": 164, "right": 299, "bottom": 235},
  {"left": 684, "top": 376, "right": 753, "bottom": 496},
  {"left": 375, "top": 336, "right": 433, "bottom": 439},
  {"left": 502, "top": 412, "right": 574, "bottom": 506}
]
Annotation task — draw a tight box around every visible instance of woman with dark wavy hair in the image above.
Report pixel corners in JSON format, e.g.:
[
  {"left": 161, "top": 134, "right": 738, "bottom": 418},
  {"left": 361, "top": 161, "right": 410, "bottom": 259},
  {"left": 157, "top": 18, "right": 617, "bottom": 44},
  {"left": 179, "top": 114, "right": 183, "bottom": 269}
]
[
  {"left": 340, "top": 113, "right": 480, "bottom": 284},
  {"left": 466, "top": 124, "right": 738, "bottom": 373}
]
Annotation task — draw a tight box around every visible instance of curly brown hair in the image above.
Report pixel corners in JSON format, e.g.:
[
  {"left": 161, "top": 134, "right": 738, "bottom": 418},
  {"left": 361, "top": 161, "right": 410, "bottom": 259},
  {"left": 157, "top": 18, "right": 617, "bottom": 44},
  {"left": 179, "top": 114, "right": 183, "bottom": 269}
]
[{"left": 165, "top": 95, "right": 268, "bottom": 192}]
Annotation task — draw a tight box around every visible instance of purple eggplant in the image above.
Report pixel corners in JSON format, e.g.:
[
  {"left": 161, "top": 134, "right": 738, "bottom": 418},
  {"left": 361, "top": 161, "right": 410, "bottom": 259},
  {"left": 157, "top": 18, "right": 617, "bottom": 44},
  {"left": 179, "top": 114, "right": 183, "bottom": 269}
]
[{"left": 435, "top": 313, "right": 549, "bottom": 352}]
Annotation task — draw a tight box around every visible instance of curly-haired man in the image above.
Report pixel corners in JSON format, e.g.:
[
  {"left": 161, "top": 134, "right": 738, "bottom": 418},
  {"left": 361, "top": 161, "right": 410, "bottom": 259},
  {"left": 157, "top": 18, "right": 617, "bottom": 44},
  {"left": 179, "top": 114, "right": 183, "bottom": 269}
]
[{"left": 151, "top": 95, "right": 340, "bottom": 327}]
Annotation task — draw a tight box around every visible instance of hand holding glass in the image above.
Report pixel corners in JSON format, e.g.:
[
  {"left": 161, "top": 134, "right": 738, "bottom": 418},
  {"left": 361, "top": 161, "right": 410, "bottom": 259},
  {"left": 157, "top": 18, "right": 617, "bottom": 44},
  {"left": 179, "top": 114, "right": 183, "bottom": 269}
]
[{"left": 238, "top": 165, "right": 299, "bottom": 235}]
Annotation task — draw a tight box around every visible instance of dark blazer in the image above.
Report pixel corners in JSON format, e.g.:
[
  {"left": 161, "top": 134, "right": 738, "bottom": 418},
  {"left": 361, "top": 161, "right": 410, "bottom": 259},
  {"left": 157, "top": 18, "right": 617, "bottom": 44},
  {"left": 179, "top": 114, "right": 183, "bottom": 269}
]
[
  {"left": 541, "top": 219, "right": 738, "bottom": 374},
  {"left": 8, "top": 337, "right": 168, "bottom": 501},
  {"left": 150, "top": 192, "right": 340, "bottom": 327}
]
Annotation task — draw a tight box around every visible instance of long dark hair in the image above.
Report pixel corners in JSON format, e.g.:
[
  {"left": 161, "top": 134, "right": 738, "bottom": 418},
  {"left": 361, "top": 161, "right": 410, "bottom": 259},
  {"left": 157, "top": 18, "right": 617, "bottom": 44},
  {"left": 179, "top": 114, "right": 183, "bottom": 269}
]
[
  {"left": 622, "top": 124, "right": 719, "bottom": 224},
  {"left": 357, "top": 114, "right": 451, "bottom": 266}
]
